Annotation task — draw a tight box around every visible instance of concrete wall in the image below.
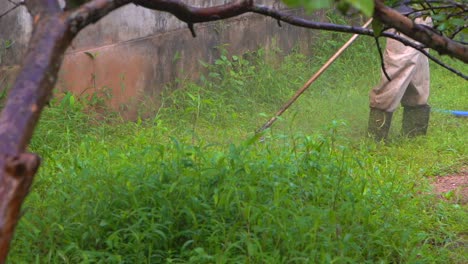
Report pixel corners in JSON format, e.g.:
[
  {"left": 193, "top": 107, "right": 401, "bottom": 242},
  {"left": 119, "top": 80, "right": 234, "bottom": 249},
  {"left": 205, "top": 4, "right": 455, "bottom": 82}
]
[
  {"left": 0, "top": 2, "right": 33, "bottom": 66},
  {"left": 0, "top": 1, "right": 325, "bottom": 118}
]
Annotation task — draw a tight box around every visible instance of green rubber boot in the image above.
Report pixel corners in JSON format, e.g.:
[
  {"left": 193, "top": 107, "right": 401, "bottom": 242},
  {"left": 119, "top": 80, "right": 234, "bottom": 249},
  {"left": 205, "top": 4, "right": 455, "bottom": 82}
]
[
  {"left": 402, "top": 105, "right": 431, "bottom": 137},
  {"left": 368, "top": 108, "right": 393, "bottom": 141}
]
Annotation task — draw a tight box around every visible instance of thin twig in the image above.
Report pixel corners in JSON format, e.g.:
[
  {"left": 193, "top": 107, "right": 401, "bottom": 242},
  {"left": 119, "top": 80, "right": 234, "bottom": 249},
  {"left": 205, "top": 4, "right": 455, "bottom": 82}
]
[
  {"left": 381, "top": 31, "right": 467, "bottom": 80},
  {"left": 249, "top": 5, "right": 467, "bottom": 79},
  {"left": 68, "top": 0, "right": 467, "bottom": 64},
  {"left": 422, "top": 0, "right": 436, "bottom": 13},
  {"left": 374, "top": 37, "right": 392, "bottom": 81},
  {"left": 449, "top": 25, "right": 467, "bottom": 39},
  {"left": 0, "top": 1, "right": 24, "bottom": 20},
  {"left": 7, "top": 0, "right": 22, "bottom": 4}
]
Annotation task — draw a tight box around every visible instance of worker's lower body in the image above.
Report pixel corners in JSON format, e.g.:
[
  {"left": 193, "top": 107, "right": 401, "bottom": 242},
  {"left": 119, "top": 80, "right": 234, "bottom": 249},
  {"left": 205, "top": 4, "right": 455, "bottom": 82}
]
[
  {"left": 368, "top": 105, "right": 430, "bottom": 141},
  {"left": 367, "top": 18, "right": 432, "bottom": 141}
]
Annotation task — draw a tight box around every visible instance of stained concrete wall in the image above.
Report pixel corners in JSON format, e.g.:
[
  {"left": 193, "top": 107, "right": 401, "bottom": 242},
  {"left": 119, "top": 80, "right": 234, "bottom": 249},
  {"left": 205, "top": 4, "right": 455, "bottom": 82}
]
[
  {"left": 0, "top": 2, "right": 33, "bottom": 66},
  {"left": 0, "top": 1, "right": 325, "bottom": 118}
]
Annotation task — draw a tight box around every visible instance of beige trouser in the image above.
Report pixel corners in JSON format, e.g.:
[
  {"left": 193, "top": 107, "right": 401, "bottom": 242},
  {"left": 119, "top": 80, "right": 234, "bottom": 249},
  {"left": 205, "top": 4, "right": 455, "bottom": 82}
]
[{"left": 369, "top": 17, "right": 432, "bottom": 112}]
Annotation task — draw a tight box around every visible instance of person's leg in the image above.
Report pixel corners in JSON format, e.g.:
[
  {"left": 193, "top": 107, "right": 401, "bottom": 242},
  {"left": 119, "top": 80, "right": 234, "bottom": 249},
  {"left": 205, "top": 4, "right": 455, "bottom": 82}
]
[
  {"left": 401, "top": 104, "right": 431, "bottom": 137},
  {"left": 369, "top": 16, "right": 433, "bottom": 140},
  {"left": 368, "top": 38, "right": 419, "bottom": 140},
  {"left": 401, "top": 52, "right": 431, "bottom": 137},
  {"left": 368, "top": 108, "right": 394, "bottom": 141}
]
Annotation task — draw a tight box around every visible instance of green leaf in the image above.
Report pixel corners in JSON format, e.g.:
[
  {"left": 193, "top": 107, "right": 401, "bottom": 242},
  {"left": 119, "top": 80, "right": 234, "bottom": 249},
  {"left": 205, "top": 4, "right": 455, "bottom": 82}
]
[
  {"left": 348, "top": 0, "right": 374, "bottom": 17},
  {"left": 437, "top": 22, "right": 448, "bottom": 31},
  {"left": 84, "top": 51, "right": 97, "bottom": 60},
  {"left": 432, "top": 14, "right": 447, "bottom": 22},
  {"left": 371, "top": 19, "right": 384, "bottom": 37},
  {"left": 283, "top": 0, "right": 332, "bottom": 10},
  {"left": 450, "top": 18, "right": 465, "bottom": 27},
  {"left": 4, "top": 39, "right": 14, "bottom": 49},
  {"left": 306, "top": 0, "right": 332, "bottom": 9},
  {"left": 337, "top": 1, "right": 351, "bottom": 14},
  {"left": 284, "top": 0, "right": 373, "bottom": 15}
]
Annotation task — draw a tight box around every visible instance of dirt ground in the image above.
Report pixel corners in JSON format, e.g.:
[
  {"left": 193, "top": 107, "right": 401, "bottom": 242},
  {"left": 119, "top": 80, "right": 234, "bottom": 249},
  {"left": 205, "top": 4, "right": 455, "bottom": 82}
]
[{"left": 432, "top": 167, "right": 468, "bottom": 205}]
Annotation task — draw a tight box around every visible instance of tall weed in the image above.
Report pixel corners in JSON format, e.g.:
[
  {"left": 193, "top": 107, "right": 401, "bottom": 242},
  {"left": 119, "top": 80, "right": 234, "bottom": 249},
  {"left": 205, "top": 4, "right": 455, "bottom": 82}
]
[{"left": 8, "top": 34, "right": 467, "bottom": 263}]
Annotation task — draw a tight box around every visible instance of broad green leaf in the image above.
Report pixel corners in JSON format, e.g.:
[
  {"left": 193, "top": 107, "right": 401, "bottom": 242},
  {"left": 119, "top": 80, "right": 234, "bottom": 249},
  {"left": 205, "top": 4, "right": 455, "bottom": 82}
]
[
  {"left": 437, "top": 22, "right": 448, "bottom": 31},
  {"left": 432, "top": 14, "right": 447, "bottom": 22},
  {"left": 371, "top": 19, "right": 384, "bottom": 37},
  {"left": 337, "top": 1, "right": 351, "bottom": 14},
  {"left": 284, "top": 0, "right": 373, "bottom": 15},
  {"left": 385, "top": 0, "right": 400, "bottom": 8},
  {"left": 282, "top": 0, "right": 297, "bottom": 6},
  {"left": 348, "top": 0, "right": 374, "bottom": 16},
  {"left": 283, "top": 0, "right": 332, "bottom": 10},
  {"left": 306, "top": 0, "right": 332, "bottom": 9},
  {"left": 450, "top": 18, "right": 465, "bottom": 27}
]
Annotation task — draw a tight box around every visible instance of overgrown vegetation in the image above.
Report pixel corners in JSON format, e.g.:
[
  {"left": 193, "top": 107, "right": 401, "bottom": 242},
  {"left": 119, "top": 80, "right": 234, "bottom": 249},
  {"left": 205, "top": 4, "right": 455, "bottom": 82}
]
[{"left": 7, "top": 31, "right": 467, "bottom": 263}]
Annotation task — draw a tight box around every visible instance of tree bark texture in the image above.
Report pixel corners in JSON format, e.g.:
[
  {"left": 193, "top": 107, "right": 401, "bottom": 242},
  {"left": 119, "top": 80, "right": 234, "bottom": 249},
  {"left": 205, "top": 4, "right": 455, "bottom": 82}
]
[{"left": 0, "top": 0, "right": 74, "bottom": 261}]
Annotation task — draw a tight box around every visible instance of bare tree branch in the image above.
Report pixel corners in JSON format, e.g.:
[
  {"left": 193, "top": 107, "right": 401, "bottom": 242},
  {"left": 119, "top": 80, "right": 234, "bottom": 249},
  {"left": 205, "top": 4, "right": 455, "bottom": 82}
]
[
  {"left": 24, "top": 0, "right": 62, "bottom": 16},
  {"left": 133, "top": 0, "right": 254, "bottom": 23},
  {"left": 7, "top": 0, "right": 23, "bottom": 5},
  {"left": 0, "top": 1, "right": 71, "bottom": 260},
  {"left": 65, "top": 0, "right": 132, "bottom": 33},
  {"left": 382, "top": 31, "right": 467, "bottom": 79},
  {"left": 249, "top": 4, "right": 467, "bottom": 79},
  {"left": 67, "top": 0, "right": 468, "bottom": 65},
  {"left": 374, "top": 0, "right": 468, "bottom": 63},
  {"left": 0, "top": 153, "right": 40, "bottom": 262},
  {"left": 374, "top": 37, "right": 392, "bottom": 81},
  {"left": 0, "top": 1, "right": 24, "bottom": 20},
  {"left": 450, "top": 25, "right": 467, "bottom": 39}
]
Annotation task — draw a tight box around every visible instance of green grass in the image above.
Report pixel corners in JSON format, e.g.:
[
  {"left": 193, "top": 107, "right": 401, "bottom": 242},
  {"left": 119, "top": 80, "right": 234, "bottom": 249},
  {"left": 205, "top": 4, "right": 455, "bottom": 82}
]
[{"left": 7, "top": 33, "right": 467, "bottom": 263}]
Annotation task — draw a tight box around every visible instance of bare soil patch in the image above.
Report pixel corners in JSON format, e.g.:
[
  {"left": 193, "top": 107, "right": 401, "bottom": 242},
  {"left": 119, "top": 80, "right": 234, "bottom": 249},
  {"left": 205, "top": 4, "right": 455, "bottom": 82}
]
[{"left": 432, "top": 167, "right": 468, "bottom": 204}]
